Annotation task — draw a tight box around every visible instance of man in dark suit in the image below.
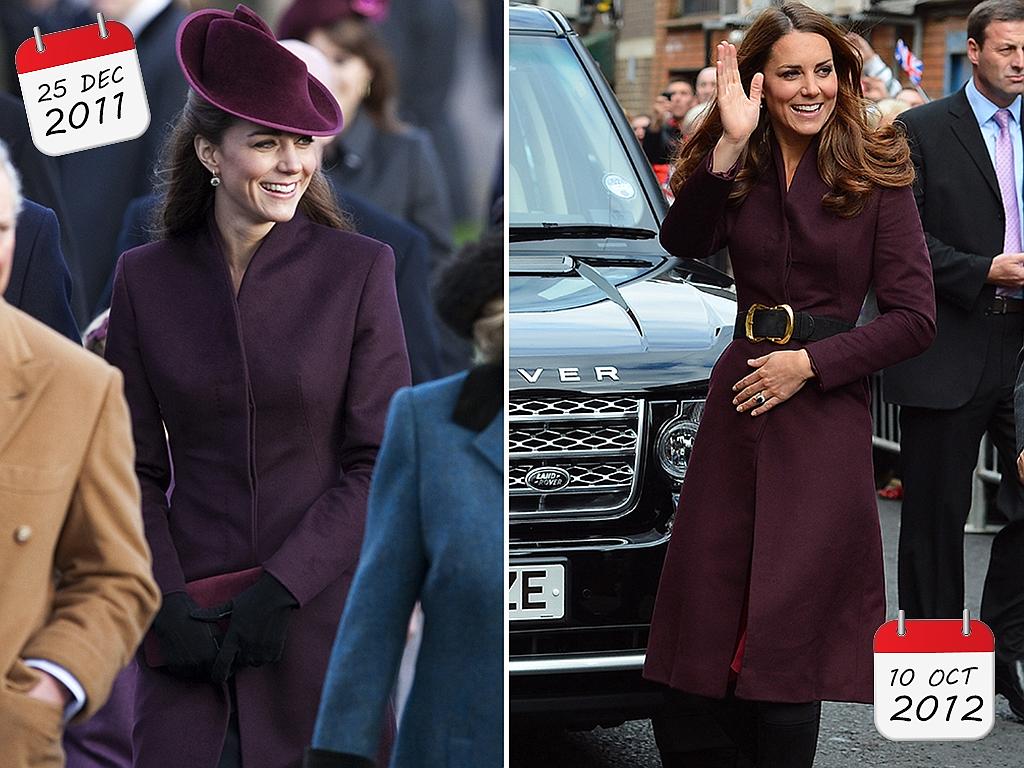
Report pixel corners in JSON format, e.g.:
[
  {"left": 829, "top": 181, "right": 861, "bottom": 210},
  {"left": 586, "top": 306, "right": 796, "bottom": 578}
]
[
  {"left": 883, "top": 0, "right": 1024, "bottom": 720},
  {"left": 5, "top": 198, "right": 79, "bottom": 343},
  {"left": 1, "top": 91, "right": 88, "bottom": 322},
  {"left": 59, "top": 0, "right": 187, "bottom": 318}
]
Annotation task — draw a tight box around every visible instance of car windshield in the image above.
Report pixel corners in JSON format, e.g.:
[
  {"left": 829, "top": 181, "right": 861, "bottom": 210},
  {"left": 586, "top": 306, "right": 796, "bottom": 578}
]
[{"left": 509, "top": 34, "right": 659, "bottom": 232}]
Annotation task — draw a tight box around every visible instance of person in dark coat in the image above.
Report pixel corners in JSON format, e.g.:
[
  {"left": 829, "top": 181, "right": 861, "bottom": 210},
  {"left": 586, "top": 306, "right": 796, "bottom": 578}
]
[
  {"left": 5, "top": 197, "right": 78, "bottom": 342},
  {"left": 0, "top": 90, "right": 88, "bottom": 322},
  {"left": 103, "top": 6, "right": 410, "bottom": 767},
  {"left": 277, "top": 0, "right": 454, "bottom": 274},
  {"left": 883, "top": 0, "right": 1024, "bottom": 723},
  {"left": 58, "top": 0, "right": 187, "bottom": 317},
  {"left": 305, "top": 233, "right": 502, "bottom": 768},
  {"left": 642, "top": 5, "right": 936, "bottom": 766}
]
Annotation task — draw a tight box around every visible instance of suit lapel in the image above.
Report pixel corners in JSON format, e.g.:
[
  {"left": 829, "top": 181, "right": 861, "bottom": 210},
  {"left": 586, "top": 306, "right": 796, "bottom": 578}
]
[
  {"left": 0, "top": 302, "right": 55, "bottom": 458},
  {"left": 471, "top": 412, "right": 503, "bottom": 475},
  {"left": 948, "top": 89, "right": 1001, "bottom": 203}
]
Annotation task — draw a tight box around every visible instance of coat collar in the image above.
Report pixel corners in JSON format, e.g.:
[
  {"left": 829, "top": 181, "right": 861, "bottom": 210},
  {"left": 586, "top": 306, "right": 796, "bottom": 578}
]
[
  {"left": 334, "top": 111, "right": 376, "bottom": 174},
  {"left": 201, "top": 207, "right": 314, "bottom": 298},
  {"left": 453, "top": 364, "right": 502, "bottom": 473},
  {"left": 0, "top": 300, "right": 54, "bottom": 457},
  {"left": 948, "top": 86, "right": 1001, "bottom": 203}
]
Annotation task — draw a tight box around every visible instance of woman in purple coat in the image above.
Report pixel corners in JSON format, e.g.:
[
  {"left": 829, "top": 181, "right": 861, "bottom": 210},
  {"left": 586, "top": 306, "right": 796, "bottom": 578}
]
[
  {"left": 104, "top": 6, "right": 410, "bottom": 767},
  {"left": 642, "top": 4, "right": 935, "bottom": 766}
]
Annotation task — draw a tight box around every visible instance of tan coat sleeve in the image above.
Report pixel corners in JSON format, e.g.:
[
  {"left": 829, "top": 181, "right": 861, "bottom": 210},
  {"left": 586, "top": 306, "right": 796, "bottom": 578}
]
[{"left": 20, "top": 368, "right": 160, "bottom": 721}]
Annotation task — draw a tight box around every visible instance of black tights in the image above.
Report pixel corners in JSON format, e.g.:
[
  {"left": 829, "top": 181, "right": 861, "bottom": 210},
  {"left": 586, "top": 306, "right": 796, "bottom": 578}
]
[{"left": 654, "top": 691, "right": 821, "bottom": 768}]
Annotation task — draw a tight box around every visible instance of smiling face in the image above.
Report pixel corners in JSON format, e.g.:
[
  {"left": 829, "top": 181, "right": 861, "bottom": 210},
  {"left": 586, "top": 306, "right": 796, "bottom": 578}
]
[
  {"left": 762, "top": 31, "right": 838, "bottom": 146},
  {"left": 968, "top": 20, "right": 1024, "bottom": 107},
  {"left": 195, "top": 120, "right": 318, "bottom": 230}
]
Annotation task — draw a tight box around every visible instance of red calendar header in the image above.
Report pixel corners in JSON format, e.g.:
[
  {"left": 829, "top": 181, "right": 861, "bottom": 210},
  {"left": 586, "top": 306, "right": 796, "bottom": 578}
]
[
  {"left": 874, "top": 618, "right": 995, "bottom": 653},
  {"left": 15, "top": 21, "right": 135, "bottom": 74}
]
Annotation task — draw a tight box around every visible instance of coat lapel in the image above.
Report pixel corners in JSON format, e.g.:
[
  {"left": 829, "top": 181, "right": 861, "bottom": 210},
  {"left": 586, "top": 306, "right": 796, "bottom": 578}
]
[
  {"left": 0, "top": 302, "right": 54, "bottom": 457},
  {"left": 948, "top": 89, "right": 1001, "bottom": 203}
]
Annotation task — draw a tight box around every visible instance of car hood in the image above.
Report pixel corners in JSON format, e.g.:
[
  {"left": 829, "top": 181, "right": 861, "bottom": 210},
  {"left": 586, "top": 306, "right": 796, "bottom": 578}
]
[{"left": 510, "top": 265, "right": 737, "bottom": 394}]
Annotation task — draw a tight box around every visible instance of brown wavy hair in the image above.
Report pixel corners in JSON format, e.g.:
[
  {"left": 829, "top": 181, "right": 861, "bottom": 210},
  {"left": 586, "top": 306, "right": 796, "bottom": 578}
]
[
  {"left": 155, "top": 91, "right": 350, "bottom": 240},
  {"left": 670, "top": 2, "right": 913, "bottom": 218}
]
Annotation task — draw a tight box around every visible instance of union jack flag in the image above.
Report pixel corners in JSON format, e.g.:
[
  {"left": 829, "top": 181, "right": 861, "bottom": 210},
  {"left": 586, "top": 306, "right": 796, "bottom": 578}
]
[{"left": 896, "top": 39, "right": 924, "bottom": 85}]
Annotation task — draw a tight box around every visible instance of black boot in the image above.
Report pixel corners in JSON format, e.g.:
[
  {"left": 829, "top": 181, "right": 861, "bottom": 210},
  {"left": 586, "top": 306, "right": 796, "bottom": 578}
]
[{"left": 753, "top": 701, "right": 821, "bottom": 768}]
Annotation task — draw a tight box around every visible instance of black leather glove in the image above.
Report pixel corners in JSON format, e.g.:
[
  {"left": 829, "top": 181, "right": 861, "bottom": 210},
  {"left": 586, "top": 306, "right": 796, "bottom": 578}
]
[
  {"left": 303, "top": 748, "right": 374, "bottom": 768},
  {"left": 151, "top": 591, "right": 221, "bottom": 680},
  {"left": 196, "top": 572, "right": 298, "bottom": 683}
]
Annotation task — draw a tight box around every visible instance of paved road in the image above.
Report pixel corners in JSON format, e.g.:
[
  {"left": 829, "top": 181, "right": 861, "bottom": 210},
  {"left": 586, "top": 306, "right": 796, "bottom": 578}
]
[{"left": 510, "top": 499, "right": 1024, "bottom": 766}]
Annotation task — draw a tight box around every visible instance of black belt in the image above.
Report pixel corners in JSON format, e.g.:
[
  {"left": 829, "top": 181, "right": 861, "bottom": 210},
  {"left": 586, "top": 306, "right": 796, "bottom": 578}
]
[
  {"left": 986, "top": 296, "right": 1024, "bottom": 314},
  {"left": 733, "top": 304, "right": 853, "bottom": 344}
]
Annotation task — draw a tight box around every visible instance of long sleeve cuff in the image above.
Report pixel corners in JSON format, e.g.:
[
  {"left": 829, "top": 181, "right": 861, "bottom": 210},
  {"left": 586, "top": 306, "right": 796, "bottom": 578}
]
[
  {"left": 304, "top": 747, "right": 375, "bottom": 768},
  {"left": 23, "top": 658, "right": 86, "bottom": 722}
]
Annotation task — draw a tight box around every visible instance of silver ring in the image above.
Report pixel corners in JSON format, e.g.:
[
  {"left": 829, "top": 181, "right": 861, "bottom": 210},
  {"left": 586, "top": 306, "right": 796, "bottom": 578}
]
[{"left": 754, "top": 392, "right": 766, "bottom": 406}]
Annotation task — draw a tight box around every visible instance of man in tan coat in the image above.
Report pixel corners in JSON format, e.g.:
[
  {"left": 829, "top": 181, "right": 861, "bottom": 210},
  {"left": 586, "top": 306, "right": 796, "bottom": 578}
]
[{"left": 0, "top": 139, "right": 160, "bottom": 765}]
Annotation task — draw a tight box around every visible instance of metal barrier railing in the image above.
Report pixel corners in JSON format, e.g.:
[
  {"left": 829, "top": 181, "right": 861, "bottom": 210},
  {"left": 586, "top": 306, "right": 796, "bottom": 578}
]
[{"left": 869, "top": 373, "right": 1002, "bottom": 533}]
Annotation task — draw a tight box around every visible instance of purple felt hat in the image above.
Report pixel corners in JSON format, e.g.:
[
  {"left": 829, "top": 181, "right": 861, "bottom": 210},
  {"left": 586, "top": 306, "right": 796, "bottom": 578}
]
[
  {"left": 277, "top": 0, "right": 389, "bottom": 42},
  {"left": 176, "top": 4, "right": 343, "bottom": 136}
]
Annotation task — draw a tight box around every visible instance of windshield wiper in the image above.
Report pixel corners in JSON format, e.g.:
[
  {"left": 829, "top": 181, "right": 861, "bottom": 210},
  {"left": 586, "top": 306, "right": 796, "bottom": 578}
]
[{"left": 510, "top": 224, "right": 658, "bottom": 242}]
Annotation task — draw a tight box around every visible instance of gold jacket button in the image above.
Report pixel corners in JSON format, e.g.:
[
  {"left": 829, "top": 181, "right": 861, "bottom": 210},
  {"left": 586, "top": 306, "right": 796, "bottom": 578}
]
[{"left": 14, "top": 525, "right": 32, "bottom": 544}]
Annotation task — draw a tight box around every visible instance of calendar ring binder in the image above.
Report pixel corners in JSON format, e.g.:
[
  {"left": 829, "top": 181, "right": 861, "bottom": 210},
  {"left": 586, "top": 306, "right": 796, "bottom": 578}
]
[
  {"left": 896, "top": 607, "right": 972, "bottom": 637},
  {"left": 31, "top": 14, "right": 110, "bottom": 54}
]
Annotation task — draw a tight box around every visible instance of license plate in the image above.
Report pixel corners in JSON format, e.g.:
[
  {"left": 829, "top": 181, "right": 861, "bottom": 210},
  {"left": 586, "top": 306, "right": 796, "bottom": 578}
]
[{"left": 509, "top": 563, "right": 565, "bottom": 621}]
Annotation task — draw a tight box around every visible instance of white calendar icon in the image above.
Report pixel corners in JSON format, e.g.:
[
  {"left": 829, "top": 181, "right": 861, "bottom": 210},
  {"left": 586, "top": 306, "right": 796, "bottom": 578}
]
[
  {"left": 874, "top": 611, "right": 995, "bottom": 741},
  {"left": 15, "top": 15, "right": 150, "bottom": 157}
]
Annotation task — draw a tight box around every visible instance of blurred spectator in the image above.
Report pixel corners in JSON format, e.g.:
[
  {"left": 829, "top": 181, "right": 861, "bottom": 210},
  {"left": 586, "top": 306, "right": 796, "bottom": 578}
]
[
  {"left": 898, "top": 86, "right": 927, "bottom": 107},
  {"left": 0, "top": 91, "right": 87, "bottom": 321},
  {"left": 874, "top": 97, "right": 912, "bottom": 128},
  {"left": 666, "top": 78, "right": 696, "bottom": 123},
  {"left": 280, "top": 3, "right": 453, "bottom": 275},
  {"left": 847, "top": 31, "right": 901, "bottom": 99},
  {"left": 376, "top": 0, "right": 468, "bottom": 220},
  {"left": 643, "top": 79, "right": 694, "bottom": 171},
  {"left": 630, "top": 112, "right": 652, "bottom": 143},
  {"left": 6, "top": 198, "right": 79, "bottom": 342},
  {"left": 58, "top": 0, "right": 187, "bottom": 319},
  {"left": 861, "top": 74, "right": 891, "bottom": 102},
  {"left": 695, "top": 65, "right": 716, "bottom": 104}
]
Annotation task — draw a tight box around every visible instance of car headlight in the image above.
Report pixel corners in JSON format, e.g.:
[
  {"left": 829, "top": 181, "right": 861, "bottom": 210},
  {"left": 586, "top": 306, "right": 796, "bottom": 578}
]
[{"left": 655, "top": 400, "right": 705, "bottom": 482}]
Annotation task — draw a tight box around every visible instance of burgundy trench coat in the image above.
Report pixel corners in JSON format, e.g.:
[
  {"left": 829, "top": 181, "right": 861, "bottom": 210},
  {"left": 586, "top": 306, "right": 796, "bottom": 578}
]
[
  {"left": 643, "top": 139, "right": 936, "bottom": 704},
  {"left": 105, "top": 211, "right": 411, "bottom": 767}
]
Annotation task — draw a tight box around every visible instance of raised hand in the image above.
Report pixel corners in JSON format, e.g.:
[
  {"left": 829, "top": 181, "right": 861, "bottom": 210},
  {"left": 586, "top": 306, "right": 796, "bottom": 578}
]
[{"left": 716, "top": 41, "right": 764, "bottom": 146}]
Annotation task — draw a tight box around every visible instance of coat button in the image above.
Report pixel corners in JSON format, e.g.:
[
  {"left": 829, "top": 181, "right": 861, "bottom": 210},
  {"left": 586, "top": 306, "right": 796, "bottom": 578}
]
[{"left": 13, "top": 525, "right": 32, "bottom": 544}]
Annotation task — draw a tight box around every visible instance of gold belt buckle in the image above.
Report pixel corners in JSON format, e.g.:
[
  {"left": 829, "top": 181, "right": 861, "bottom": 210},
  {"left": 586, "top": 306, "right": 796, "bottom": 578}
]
[{"left": 745, "top": 303, "right": 795, "bottom": 344}]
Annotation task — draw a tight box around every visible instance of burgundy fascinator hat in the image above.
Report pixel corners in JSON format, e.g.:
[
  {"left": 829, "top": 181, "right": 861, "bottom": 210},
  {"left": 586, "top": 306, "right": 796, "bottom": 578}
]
[
  {"left": 176, "top": 4, "right": 343, "bottom": 136},
  {"left": 277, "top": 0, "right": 389, "bottom": 42}
]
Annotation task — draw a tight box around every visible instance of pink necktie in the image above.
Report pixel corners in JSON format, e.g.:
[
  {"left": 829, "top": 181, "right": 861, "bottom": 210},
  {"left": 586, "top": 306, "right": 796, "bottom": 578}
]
[{"left": 994, "top": 109, "right": 1023, "bottom": 298}]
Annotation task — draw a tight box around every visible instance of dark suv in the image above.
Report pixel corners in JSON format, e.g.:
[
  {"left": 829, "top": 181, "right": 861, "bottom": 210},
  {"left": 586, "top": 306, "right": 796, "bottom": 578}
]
[{"left": 508, "top": 4, "right": 738, "bottom": 728}]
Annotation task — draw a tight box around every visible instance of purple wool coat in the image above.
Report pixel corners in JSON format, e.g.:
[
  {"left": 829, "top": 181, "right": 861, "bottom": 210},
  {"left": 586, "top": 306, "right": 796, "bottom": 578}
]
[
  {"left": 105, "top": 211, "right": 411, "bottom": 767},
  {"left": 643, "top": 139, "right": 936, "bottom": 704}
]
